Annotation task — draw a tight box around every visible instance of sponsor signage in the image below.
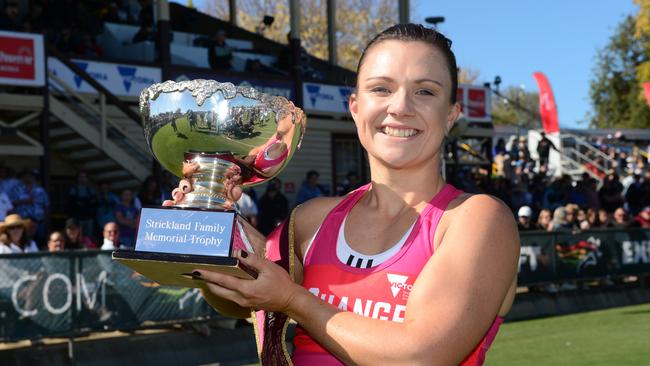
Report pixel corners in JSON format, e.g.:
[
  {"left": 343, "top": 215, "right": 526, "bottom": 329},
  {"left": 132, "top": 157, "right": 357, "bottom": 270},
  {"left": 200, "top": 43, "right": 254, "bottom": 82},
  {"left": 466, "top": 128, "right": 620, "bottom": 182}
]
[
  {"left": 47, "top": 57, "right": 161, "bottom": 97},
  {"left": 170, "top": 69, "right": 294, "bottom": 100},
  {"left": 456, "top": 84, "right": 491, "bottom": 122},
  {"left": 303, "top": 82, "right": 354, "bottom": 115},
  {"left": 0, "top": 31, "right": 45, "bottom": 87}
]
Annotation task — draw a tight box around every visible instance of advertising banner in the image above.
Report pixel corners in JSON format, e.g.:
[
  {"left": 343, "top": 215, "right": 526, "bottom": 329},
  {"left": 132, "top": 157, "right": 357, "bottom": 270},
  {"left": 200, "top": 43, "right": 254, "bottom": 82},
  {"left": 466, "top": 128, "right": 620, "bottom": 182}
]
[
  {"left": 302, "top": 82, "right": 354, "bottom": 115},
  {"left": 47, "top": 57, "right": 161, "bottom": 97},
  {"left": 456, "top": 84, "right": 491, "bottom": 122},
  {"left": 0, "top": 31, "right": 45, "bottom": 87}
]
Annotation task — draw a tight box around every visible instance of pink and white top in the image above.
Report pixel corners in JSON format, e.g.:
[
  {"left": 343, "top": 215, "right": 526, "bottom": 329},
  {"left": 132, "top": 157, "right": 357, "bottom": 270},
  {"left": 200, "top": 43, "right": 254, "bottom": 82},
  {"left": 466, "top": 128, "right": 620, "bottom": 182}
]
[{"left": 292, "top": 183, "right": 503, "bottom": 366}]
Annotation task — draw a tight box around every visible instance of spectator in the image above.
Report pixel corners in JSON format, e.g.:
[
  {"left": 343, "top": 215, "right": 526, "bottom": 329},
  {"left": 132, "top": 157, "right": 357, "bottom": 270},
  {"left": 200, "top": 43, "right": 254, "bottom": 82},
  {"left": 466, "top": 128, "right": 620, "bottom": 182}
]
[
  {"left": 100, "top": 221, "right": 121, "bottom": 250},
  {"left": 595, "top": 208, "right": 613, "bottom": 228},
  {"left": 599, "top": 173, "right": 624, "bottom": 212},
  {"left": 631, "top": 206, "right": 650, "bottom": 228},
  {"left": 625, "top": 171, "right": 645, "bottom": 215},
  {"left": 536, "top": 209, "right": 552, "bottom": 231},
  {"left": 138, "top": 175, "right": 163, "bottom": 206},
  {"left": 10, "top": 170, "right": 48, "bottom": 244},
  {"left": 336, "top": 171, "right": 362, "bottom": 196},
  {"left": 114, "top": 189, "right": 138, "bottom": 248},
  {"left": 47, "top": 231, "right": 66, "bottom": 252},
  {"left": 517, "top": 206, "right": 534, "bottom": 231},
  {"left": 258, "top": 180, "right": 289, "bottom": 236},
  {"left": 564, "top": 204, "right": 580, "bottom": 229},
  {"left": 0, "top": 189, "right": 12, "bottom": 221},
  {"left": 612, "top": 207, "right": 629, "bottom": 228},
  {"left": 64, "top": 218, "right": 96, "bottom": 250},
  {"left": 0, "top": 214, "right": 38, "bottom": 254},
  {"left": 0, "top": 1, "right": 20, "bottom": 31},
  {"left": 0, "top": 165, "right": 20, "bottom": 196},
  {"left": 208, "top": 30, "right": 233, "bottom": 70},
  {"left": 96, "top": 182, "right": 119, "bottom": 232},
  {"left": 536, "top": 132, "right": 559, "bottom": 168},
  {"left": 550, "top": 207, "right": 572, "bottom": 231},
  {"left": 296, "top": 170, "right": 328, "bottom": 205},
  {"left": 576, "top": 208, "right": 590, "bottom": 230},
  {"left": 67, "top": 171, "right": 97, "bottom": 237},
  {"left": 237, "top": 191, "right": 259, "bottom": 228}
]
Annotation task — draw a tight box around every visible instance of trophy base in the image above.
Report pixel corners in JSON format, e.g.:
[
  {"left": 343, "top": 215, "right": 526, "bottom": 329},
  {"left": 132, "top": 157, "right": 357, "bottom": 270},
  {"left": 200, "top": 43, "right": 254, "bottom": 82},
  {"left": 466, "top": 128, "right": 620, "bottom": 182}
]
[{"left": 112, "top": 250, "right": 257, "bottom": 288}]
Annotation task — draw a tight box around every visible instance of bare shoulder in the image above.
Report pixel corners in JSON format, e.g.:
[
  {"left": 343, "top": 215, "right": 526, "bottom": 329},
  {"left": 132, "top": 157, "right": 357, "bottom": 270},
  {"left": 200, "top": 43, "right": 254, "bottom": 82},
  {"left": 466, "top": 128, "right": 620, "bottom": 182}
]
[
  {"left": 293, "top": 196, "right": 346, "bottom": 244},
  {"left": 444, "top": 193, "right": 519, "bottom": 251}
]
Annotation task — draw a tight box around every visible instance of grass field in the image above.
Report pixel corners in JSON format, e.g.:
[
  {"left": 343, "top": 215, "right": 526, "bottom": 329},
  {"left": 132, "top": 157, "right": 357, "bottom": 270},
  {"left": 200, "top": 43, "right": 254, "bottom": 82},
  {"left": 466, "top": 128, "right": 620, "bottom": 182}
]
[{"left": 485, "top": 303, "right": 650, "bottom": 365}]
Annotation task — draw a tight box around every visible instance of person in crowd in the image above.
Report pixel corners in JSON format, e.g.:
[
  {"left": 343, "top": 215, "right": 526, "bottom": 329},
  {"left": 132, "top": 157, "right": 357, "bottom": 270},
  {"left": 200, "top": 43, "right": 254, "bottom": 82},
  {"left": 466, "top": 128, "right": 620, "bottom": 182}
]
[
  {"left": 0, "top": 1, "right": 21, "bottom": 31},
  {"left": 493, "top": 138, "right": 506, "bottom": 156},
  {"left": 536, "top": 132, "right": 559, "bottom": 168},
  {"left": 594, "top": 208, "right": 613, "bottom": 228},
  {"left": 612, "top": 207, "right": 630, "bottom": 228},
  {"left": 258, "top": 179, "right": 289, "bottom": 236},
  {"left": 336, "top": 171, "right": 362, "bottom": 196},
  {"left": 0, "top": 165, "right": 20, "bottom": 197},
  {"left": 0, "top": 188, "right": 12, "bottom": 221},
  {"left": 599, "top": 172, "right": 624, "bottom": 212},
  {"left": 550, "top": 207, "right": 573, "bottom": 232},
  {"left": 208, "top": 29, "right": 233, "bottom": 70},
  {"left": 296, "top": 170, "right": 329, "bottom": 205},
  {"left": 10, "top": 170, "right": 48, "bottom": 244},
  {"left": 64, "top": 218, "right": 96, "bottom": 250},
  {"left": 138, "top": 175, "right": 163, "bottom": 206},
  {"left": 237, "top": 191, "right": 259, "bottom": 227},
  {"left": 564, "top": 204, "right": 580, "bottom": 229},
  {"left": 100, "top": 221, "right": 121, "bottom": 250},
  {"left": 536, "top": 208, "right": 553, "bottom": 231},
  {"left": 0, "top": 214, "right": 38, "bottom": 254},
  {"left": 576, "top": 208, "right": 590, "bottom": 230},
  {"left": 517, "top": 206, "right": 534, "bottom": 231},
  {"left": 67, "top": 171, "right": 97, "bottom": 239},
  {"left": 625, "top": 171, "right": 645, "bottom": 216},
  {"left": 114, "top": 189, "right": 138, "bottom": 248},
  {"left": 631, "top": 206, "right": 650, "bottom": 228},
  {"left": 175, "top": 24, "right": 519, "bottom": 365},
  {"left": 47, "top": 231, "right": 66, "bottom": 252},
  {"left": 96, "top": 182, "right": 119, "bottom": 232}
]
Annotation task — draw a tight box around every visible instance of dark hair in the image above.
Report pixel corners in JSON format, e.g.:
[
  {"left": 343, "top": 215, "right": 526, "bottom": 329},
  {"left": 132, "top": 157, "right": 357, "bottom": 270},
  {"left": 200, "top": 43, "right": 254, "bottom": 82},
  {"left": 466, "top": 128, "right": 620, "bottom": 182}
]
[
  {"left": 356, "top": 23, "right": 458, "bottom": 104},
  {"left": 306, "top": 170, "right": 320, "bottom": 179}
]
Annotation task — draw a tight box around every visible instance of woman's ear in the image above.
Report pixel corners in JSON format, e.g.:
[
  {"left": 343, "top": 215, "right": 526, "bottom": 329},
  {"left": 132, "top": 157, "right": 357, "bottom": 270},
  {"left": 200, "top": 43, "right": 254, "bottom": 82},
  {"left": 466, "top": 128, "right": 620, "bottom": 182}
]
[
  {"left": 349, "top": 93, "right": 358, "bottom": 121},
  {"left": 445, "top": 102, "right": 461, "bottom": 135}
]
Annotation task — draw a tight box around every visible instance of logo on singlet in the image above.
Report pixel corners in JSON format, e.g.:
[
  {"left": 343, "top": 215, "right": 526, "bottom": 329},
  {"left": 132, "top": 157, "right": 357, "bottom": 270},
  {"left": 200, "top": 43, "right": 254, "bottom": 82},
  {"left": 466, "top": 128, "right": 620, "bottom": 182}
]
[{"left": 387, "top": 273, "right": 411, "bottom": 298}]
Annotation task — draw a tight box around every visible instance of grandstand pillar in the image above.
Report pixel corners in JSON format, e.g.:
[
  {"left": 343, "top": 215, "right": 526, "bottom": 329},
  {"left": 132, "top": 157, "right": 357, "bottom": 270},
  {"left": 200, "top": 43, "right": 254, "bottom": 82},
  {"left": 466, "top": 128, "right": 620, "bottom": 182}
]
[
  {"left": 229, "top": 0, "right": 237, "bottom": 26},
  {"left": 289, "top": 0, "right": 304, "bottom": 108},
  {"left": 327, "top": 0, "right": 337, "bottom": 65},
  {"left": 399, "top": 0, "right": 410, "bottom": 24},
  {"left": 40, "top": 45, "right": 51, "bottom": 238},
  {"left": 155, "top": 0, "right": 172, "bottom": 182}
]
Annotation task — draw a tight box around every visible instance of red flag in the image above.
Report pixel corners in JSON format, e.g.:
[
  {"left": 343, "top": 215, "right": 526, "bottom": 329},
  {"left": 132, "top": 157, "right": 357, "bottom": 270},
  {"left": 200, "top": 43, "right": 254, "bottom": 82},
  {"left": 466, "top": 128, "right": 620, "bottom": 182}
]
[
  {"left": 532, "top": 72, "right": 560, "bottom": 134},
  {"left": 643, "top": 82, "right": 650, "bottom": 107}
]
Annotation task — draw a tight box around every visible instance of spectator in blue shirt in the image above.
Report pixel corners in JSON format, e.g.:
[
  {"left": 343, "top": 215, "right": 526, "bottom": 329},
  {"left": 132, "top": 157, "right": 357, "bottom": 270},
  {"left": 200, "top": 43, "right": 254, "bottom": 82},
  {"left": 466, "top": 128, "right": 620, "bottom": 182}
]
[{"left": 296, "top": 170, "right": 328, "bottom": 205}]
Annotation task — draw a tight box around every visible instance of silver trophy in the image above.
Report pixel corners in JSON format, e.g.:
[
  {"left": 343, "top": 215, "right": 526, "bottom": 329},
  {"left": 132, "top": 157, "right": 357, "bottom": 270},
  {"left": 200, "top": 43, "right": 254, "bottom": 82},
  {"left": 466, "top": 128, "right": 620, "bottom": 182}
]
[{"left": 113, "top": 80, "right": 306, "bottom": 286}]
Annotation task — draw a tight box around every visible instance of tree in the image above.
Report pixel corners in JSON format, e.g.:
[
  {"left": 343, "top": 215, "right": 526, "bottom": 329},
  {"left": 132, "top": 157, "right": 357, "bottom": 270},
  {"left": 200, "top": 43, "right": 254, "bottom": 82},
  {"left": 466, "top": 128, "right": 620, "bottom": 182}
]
[
  {"left": 491, "top": 87, "right": 541, "bottom": 129},
  {"left": 589, "top": 14, "right": 650, "bottom": 128},
  {"left": 458, "top": 67, "right": 481, "bottom": 84},
  {"left": 198, "top": 0, "right": 397, "bottom": 71}
]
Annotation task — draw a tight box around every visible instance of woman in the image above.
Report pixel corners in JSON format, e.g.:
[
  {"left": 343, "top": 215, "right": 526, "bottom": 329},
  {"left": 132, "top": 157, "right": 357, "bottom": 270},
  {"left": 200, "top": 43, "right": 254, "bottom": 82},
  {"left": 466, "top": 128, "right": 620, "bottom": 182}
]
[
  {"left": 0, "top": 214, "right": 39, "bottom": 254},
  {"left": 64, "top": 217, "right": 96, "bottom": 250},
  {"left": 173, "top": 24, "right": 519, "bottom": 365},
  {"left": 536, "top": 208, "right": 553, "bottom": 231}
]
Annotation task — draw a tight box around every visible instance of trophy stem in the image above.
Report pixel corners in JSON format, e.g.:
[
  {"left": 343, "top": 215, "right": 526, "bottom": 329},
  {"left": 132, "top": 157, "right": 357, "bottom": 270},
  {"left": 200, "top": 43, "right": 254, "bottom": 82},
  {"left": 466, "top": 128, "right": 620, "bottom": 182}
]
[{"left": 179, "top": 153, "right": 236, "bottom": 210}]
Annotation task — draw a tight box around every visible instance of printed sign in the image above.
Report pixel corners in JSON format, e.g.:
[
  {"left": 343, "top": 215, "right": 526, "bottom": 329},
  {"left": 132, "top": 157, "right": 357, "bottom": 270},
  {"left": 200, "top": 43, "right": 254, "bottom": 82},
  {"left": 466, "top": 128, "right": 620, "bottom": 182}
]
[
  {"left": 457, "top": 84, "right": 491, "bottom": 122},
  {"left": 136, "top": 207, "right": 235, "bottom": 257},
  {"left": 303, "top": 82, "right": 354, "bottom": 115},
  {"left": 47, "top": 57, "right": 161, "bottom": 97},
  {"left": 0, "top": 31, "right": 45, "bottom": 87}
]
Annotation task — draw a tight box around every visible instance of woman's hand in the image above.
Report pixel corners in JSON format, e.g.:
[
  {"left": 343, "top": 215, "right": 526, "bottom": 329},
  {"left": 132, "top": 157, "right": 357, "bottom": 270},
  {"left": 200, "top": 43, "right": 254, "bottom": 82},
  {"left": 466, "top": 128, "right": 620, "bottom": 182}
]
[
  {"left": 193, "top": 249, "right": 301, "bottom": 313},
  {"left": 162, "top": 161, "right": 243, "bottom": 207}
]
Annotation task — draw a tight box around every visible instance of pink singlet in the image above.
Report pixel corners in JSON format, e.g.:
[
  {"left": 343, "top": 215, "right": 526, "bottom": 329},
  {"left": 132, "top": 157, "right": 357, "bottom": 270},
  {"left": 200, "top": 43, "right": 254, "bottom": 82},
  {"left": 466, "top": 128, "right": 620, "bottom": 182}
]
[{"left": 292, "top": 183, "right": 504, "bottom": 365}]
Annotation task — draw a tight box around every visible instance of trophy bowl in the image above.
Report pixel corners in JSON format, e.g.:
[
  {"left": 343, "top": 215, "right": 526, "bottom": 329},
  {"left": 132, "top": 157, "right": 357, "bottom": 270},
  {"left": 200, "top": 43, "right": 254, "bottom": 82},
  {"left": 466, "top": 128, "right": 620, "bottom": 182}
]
[
  {"left": 141, "top": 79, "right": 306, "bottom": 209},
  {"left": 112, "top": 80, "right": 306, "bottom": 286}
]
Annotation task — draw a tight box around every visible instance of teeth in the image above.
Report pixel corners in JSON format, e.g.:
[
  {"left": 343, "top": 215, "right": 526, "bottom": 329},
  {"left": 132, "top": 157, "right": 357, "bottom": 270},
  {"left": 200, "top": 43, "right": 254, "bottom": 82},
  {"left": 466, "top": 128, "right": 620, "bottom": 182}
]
[{"left": 382, "top": 126, "right": 418, "bottom": 137}]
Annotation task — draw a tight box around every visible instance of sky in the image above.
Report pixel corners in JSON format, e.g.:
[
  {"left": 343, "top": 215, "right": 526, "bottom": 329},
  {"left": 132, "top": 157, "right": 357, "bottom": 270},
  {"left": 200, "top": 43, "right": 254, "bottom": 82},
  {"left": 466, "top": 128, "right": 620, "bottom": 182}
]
[
  {"left": 411, "top": 1, "right": 638, "bottom": 129},
  {"left": 179, "top": 1, "right": 638, "bottom": 130}
]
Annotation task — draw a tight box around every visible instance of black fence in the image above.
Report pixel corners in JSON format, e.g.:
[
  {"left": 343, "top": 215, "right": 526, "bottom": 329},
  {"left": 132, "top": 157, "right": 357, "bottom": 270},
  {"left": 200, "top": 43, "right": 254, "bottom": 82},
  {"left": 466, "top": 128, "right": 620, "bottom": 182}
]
[
  {"left": 518, "top": 228, "right": 650, "bottom": 284},
  {"left": 0, "top": 251, "right": 216, "bottom": 342},
  {"left": 1, "top": 228, "right": 650, "bottom": 342}
]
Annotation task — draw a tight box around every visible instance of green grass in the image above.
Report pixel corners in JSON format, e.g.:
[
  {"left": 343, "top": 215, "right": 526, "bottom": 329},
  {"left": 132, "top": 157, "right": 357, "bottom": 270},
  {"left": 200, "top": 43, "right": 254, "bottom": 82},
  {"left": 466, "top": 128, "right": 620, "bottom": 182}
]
[
  {"left": 151, "top": 116, "right": 276, "bottom": 177},
  {"left": 486, "top": 303, "right": 650, "bottom": 366}
]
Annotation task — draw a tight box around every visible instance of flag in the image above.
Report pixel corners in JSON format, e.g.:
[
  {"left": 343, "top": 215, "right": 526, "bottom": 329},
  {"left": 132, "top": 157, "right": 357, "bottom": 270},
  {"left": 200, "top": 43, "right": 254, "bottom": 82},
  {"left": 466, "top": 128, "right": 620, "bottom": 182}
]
[{"left": 532, "top": 72, "right": 560, "bottom": 134}]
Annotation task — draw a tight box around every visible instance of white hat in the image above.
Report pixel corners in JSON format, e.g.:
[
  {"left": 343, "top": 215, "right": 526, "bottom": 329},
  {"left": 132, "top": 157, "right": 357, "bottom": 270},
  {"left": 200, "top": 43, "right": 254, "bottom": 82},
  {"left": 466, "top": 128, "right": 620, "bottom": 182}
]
[{"left": 518, "top": 206, "right": 533, "bottom": 217}]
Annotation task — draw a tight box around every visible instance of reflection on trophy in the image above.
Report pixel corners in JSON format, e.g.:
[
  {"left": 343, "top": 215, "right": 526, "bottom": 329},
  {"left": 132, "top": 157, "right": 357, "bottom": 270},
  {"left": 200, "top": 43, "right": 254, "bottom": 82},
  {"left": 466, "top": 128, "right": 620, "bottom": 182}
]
[{"left": 113, "top": 79, "right": 306, "bottom": 286}]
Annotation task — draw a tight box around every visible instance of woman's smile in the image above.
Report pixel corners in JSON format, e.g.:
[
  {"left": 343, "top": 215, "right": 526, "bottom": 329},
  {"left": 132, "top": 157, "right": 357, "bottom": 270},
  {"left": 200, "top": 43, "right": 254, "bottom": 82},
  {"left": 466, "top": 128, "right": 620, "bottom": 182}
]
[{"left": 378, "top": 125, "right": 422, "bottom": 138}]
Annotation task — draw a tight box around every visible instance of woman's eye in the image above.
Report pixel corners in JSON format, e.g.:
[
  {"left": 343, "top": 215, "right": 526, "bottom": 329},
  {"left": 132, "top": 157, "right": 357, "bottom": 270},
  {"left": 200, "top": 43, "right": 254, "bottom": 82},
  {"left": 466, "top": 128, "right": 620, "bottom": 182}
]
[
  {"left": 370, "top": 87, "right": 390, "bottom": 94},
  {"left": 416, "top": 89, "right": 435, "bottom": 96}
]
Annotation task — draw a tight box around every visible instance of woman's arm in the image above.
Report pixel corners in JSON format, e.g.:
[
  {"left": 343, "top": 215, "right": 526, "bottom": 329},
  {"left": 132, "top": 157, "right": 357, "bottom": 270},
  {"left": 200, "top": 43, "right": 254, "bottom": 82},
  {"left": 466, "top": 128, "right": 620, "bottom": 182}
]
[{"left": 196, "top": 194, "right": 520, "bottom": 365}]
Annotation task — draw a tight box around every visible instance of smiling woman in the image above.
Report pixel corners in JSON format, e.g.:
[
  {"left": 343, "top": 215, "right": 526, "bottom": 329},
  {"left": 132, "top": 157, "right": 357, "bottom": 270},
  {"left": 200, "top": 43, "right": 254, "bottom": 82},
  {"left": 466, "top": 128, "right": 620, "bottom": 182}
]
[{"left": 188, "top": 24, "right": 520, "bottom": 366}]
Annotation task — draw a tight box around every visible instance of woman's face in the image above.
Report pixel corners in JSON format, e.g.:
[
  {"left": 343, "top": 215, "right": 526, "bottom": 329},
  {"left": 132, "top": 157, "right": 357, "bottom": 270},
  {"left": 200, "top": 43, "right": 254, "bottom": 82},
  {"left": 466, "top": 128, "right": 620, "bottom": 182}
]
[
  {"left": 7, "top": 225, "right": 23, "bottom": 243},
  {"left": 350, "top": 40, "right": 459, "bottom": 169},
  {"left": 538, "top": 211, "right": 551, "bottom": 226},
  {"left": 66, "top": 225, "right": 80, "bottom": 240}
]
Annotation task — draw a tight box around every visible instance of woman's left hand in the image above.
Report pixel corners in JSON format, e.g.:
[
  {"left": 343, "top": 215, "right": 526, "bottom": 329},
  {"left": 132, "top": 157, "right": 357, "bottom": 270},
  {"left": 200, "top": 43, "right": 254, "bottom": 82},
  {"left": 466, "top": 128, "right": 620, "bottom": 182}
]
[{"left": 193, "top": 249, "right": 301, "bottom": 313}]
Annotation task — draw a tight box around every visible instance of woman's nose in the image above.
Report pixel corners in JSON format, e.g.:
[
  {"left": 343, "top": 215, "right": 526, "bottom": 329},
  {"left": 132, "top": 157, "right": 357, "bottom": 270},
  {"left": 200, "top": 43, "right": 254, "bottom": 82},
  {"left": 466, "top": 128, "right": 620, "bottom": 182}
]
[{"left": 386, "top": 90, "right": 415, "bottom": 117}]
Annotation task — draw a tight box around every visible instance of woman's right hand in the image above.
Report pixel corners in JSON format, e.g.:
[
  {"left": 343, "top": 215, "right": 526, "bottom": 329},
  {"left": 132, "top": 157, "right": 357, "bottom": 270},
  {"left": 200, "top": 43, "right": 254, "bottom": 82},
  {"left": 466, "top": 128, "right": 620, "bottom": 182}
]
[{"left": 162, "top": 161, "right": 244, "bottom": 208}]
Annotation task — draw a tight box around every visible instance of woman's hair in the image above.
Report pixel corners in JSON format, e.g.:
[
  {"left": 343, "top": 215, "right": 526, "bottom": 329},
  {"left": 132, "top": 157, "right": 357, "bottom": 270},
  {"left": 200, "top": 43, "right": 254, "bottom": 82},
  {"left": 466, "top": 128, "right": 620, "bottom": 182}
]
[
  {"left": 0, "top": 225, "right": 29, "bottom": 248},
  {"left": 356, "top": 23, "right": 458, "bottom": 104}
]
